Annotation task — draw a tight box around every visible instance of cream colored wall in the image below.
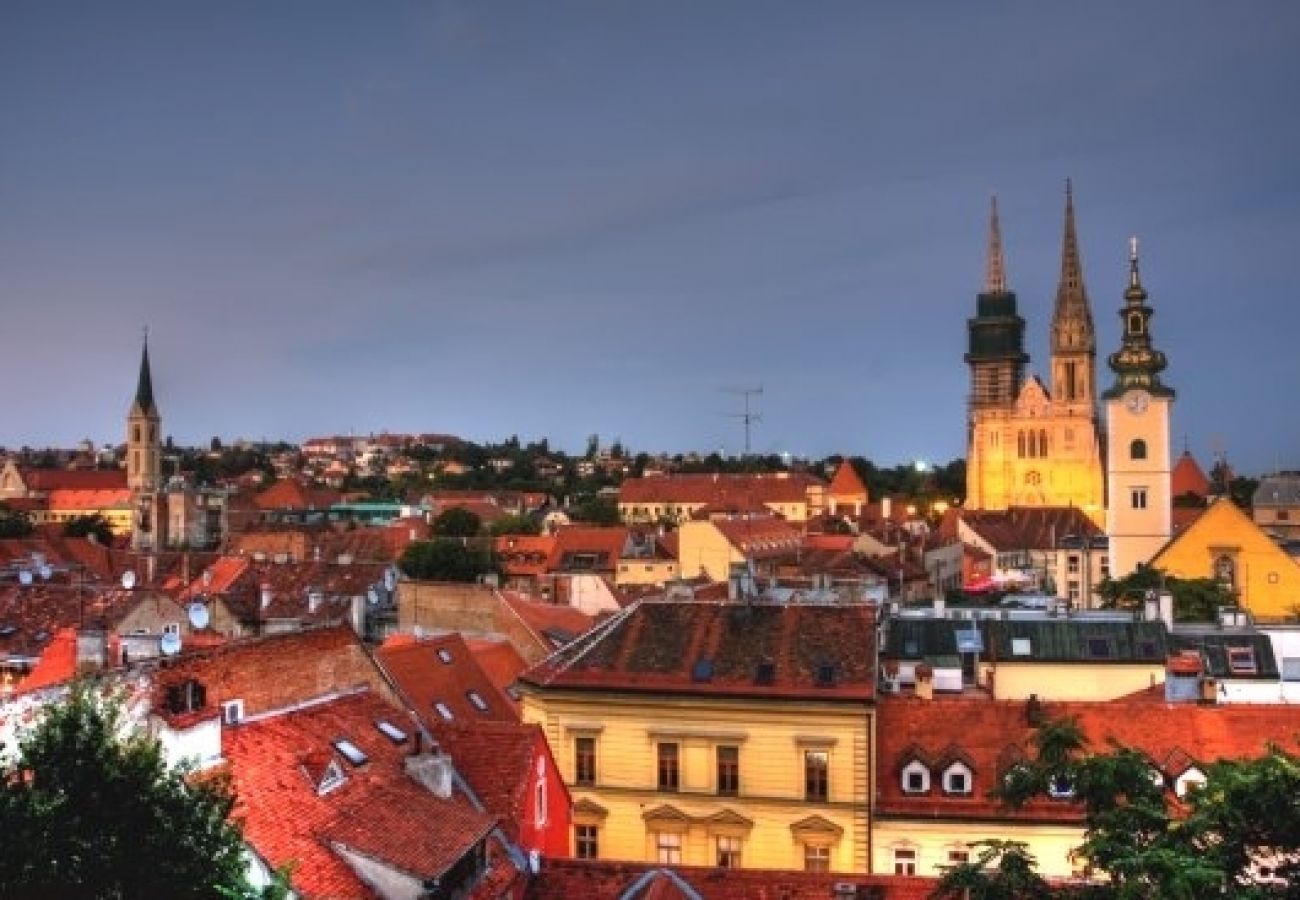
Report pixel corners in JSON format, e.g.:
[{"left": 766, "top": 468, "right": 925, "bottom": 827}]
[
  {"left": 676, "top": 521, "right": 741, "bottom": 583},
  {"left": 33, "top": 506, "right": 133, "bottom": 535},
  {"left": 873, "top": 819, "right": 1084, "bottom": 879},
  {"left": 521, "top": 689, "right": 871, "bottom": 872},
  {"left": 614, "top": 558, "right": 679, "bottom": 587},
  {"left": 1105, "top": 393, "right": 1173, "bottom": 578},
  {"left": 1154, "top": 500, "right": 1300, "bottom": 622},
  {"left": 980, "top": 662, "right": 1162, "bottom": 701}
]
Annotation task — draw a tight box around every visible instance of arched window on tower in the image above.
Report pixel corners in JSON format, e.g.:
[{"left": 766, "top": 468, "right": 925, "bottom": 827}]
[
  {"left": 1017, "top": 432, "right": 1026, "bottom": 459},
  {"left": 1128, "top": 312, "right": 1144, "bottom": 335},
  {"left": 1130, "top": 439, "right": 1148, "bottom": 461},
  {"left": 1038, "top": 430, "right": 1048, "bottom": 457},
  {"left": 133, "top": 426, "right": 141, "bottom": 444}
]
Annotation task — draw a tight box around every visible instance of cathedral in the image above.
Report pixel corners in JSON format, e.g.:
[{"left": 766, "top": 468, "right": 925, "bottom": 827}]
[
  {"left": 964, "top": 184, "right": 1107, "bottom": 525},
  {"left": 963, "top": 184, "right": 1177, "bottom": 579}
]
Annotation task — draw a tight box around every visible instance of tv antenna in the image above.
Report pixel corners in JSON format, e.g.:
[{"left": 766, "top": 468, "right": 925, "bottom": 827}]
[{"left": 723, "top": 386, "right": 763, "bottom": 456}]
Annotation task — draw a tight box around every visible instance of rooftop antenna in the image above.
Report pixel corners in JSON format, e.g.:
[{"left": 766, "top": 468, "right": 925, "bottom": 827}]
[{"left": 722, "top": 386, "right": 763, "bottom": 456}]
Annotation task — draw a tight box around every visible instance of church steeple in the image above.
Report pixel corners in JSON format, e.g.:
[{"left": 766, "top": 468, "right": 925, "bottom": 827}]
[
  {"left": 130, "top": 332, "right": 159, "bottom": 418},
  {"left": 1104, "top": 237, "right": 1173, "bottom": 398},
  {"left": 965, "top": 194, "right": 1028, "bottom": 418},
  {"left": 985, "top": 195, "right": 1007, "bottom": 294},
  {"left": 1050, "top": 180, "right": 1097, "bottom": 408}
]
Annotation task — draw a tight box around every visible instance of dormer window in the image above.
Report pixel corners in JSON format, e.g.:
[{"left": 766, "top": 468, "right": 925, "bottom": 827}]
[
  {"left": 316, "top": 758, "right": 346, "bottom": 795},
  {"left": 1049, "top": 773, "right": 1075, "bottom": 799},
  {"left": 901, "top": 760, "right": 930, "bottom": 794},
  {"left": 942, "top": 762, "right": 973, "bottom": 796},
  {"left": 1176, "top": 767, "right": 1207, "bottom": 797},
  {"left": 467, "top": 691, "right": 490, "bottom": 713},
  {"left": 437, "top": 648, "right": 453, "bottom": 664},
  {"left": 1227, "top": 646, "right": 1257, "bottom": 675}
]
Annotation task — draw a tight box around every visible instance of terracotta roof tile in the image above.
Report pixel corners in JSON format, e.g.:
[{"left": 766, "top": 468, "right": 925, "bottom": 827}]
[
  {"left": 377, "top": 632, "right": 517, "bottom": 726},
  {"left": 827, "top": 461, "right": 868, "bottom": 498},
  {"left": 619, "top": 473, "right": 825, "bottom": 507},
  {"left": 18, "top": 468, "right": 127, "bottom": 492}
]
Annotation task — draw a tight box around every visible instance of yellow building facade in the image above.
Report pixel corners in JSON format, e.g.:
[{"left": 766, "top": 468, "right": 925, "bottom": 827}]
[
  {"left": 517, "top": 600, "right": 877, "bottom": 873},
  {"left": 1151, "top": 497, "right": 1300, "bottom": 622},
  {"left": 965, "top": 190, "right": 1106, "bottom": 525}
]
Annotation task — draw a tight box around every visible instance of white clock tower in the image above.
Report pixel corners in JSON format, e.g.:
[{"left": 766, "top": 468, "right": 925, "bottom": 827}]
[{"left": 1104, "top": 238, "right": 1174, "bottom": 578}]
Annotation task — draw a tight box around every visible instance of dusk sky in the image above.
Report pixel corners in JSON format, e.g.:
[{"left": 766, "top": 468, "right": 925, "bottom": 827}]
[{"left": 2, "top": 3, "right": 1298, "bottom": 473}]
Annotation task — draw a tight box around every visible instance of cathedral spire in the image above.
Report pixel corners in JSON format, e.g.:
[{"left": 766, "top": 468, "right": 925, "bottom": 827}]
[
  {"left": 131, "top": 330, "right": 159, "bottom": 418},
  {"left": 985, "top": 194, "right": 1007, "bottom": 294},
  {"left": 1052, "top": 178, "right": 1094, "bottom": 343}
]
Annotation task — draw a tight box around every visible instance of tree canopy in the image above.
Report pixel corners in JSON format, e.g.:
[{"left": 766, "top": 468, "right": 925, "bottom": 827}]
[
  {"left": 934, "top": 715, "right": 1300, "bottom": 898},
  {"left": 431, "top": 506, "right": 483, "bottom": 537},
  {"left": 0, "top": 682, "right": 274, "bottom": 899},
  {"left": 399, "top": 539, "right": 499, "bottom": 583},
  {"left": 1096, "top": 564, "right": 1237, "bottom": 623},
  {"left": 0, "top": 502, "right": 34, "bottom": 538},
  {"left": 62, "top": 513, "right": 115, "bottom": 545}
]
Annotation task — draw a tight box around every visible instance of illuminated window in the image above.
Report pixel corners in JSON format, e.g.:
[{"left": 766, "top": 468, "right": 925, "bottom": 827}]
[{"left": 716, "top": 835, "right": 742, "bottom": 868}]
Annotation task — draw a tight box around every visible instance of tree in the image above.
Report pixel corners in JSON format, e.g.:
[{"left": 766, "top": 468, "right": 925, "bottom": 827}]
[
  {"left": 1096, "top": 565, "right": 1236, "bottom": 623},
  {"left": 63, "top": 513, "right": 115, "bottom": 545},
  {"left": 399, "top": 539, "right": 499, "bottom": 583},
  {"left": 569, "top": 495, "right": 620, "bottom": 526},
  {"left": 489, "top": 514, "right": 541, "bottom": 537},
  {"left": 931, "top": 840, "right": 1053, "bottom": 900},
  {"left": 431, "top": 506, "right": 482, "bottom": 537},
  {"left": 0, "top": 681, "right": 271, "bottom": 899},
  {"left": 0, "top": 502, "right": 34, "bottom": 538}
]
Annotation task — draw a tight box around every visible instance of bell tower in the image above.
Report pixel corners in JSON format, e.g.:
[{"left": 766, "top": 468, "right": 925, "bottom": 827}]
[
  {"left": 1050, "top": 180, "right": 1098, "bottom": 415},
  {"left": 1104, "top": 238, "right": 1174, "bottom": 578},
  {"left": 965, "top": 196, "right": 1029, "bottom": 422},
  {"left": 127, "top": 333, "right": 163, "bottom": 550}
]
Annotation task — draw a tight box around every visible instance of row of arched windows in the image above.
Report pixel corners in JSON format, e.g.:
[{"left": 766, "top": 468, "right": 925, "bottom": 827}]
[{"left": 1016, "top": 429, "right": 1049, "bottom": 459}]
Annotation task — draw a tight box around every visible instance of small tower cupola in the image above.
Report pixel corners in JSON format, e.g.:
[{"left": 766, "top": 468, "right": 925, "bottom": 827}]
[{"left": 1103, "top": 238, "right": 1174, "bottom": 399}]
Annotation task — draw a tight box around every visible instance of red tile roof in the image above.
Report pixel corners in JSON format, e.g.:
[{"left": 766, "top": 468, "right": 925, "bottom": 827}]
[
  {"left": 377, "top": 632, "right": 518, "bottom": 726},
  {"left": 712, "top": 516, "right": 802, "bottom": 558},
  {"left": 619, "top": 473, "right": 825, "bottom": 506},
  {"left": 521, "top": 600, "right": 877, "bottom": 702},
  {"left": 18, "top": 468, "right": 127, "bottom": 492},
  {"left": 494, "top": 535, "right": 558, "bottom": 577},
  {"left": 960, "top": 506, "right": 1101, "bottom": 551},
  {"left": 467, "top": 638, "right": 529, "bottom": 700},
  {"left": 224, "top": 690, "right": 501, "bottom": 899},
  {"left": 1171, "top": 450, "right": 1211, "bottom": 499},
  {"left": 436, "top": 720, "right": 551, "bottom": 840},
  {"left": 253, "top": 480, "right": 342, "bottom": 511},
  {"left": 16, "top": 627, "right": 78, "bottom": 691},
  {"left": 526, "top": 859, "right": 936, "bottom": 900},
  {"left": 876, "top": 693, "right": 1300, "bottom": 823},
  {"left": 45, "top": 488, "right": 133, "bottom": 509},
  {"left": 552, "top": 526, "right": 630, "bottom": 571},
  {"left": 827, "top": 461, "right": 868, "bottom": 498},
  {"left": 501, "top": 591, "right": 597, "bottom": 646}
]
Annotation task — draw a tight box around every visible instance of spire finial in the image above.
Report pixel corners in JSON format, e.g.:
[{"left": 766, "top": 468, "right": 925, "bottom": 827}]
[
  {"left": 1128, "top": 235, "right": 1142, "bottom": 289},
  {"left": 985, "top": 194, "right": 1007, "bottom": 293}
]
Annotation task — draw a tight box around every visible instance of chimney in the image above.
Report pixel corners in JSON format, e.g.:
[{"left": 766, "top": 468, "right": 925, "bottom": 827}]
[
  {"left": 405, "top": 751, "right": 455, "bottom": 799},
  {"left": 260, "top": 583, "right": 273, "bottom": 610},
  {"left": 349, "top": 594, "right": 365, "bottom": 636},
  {"left": 1157, "top": 590, "right": 1174, "bottom": 630},
  {"left": 933, "top": 596, "right": 946, "bottom": 619},
  {"left": 915, "top": 664, "right": 934, "bottom": 701}
]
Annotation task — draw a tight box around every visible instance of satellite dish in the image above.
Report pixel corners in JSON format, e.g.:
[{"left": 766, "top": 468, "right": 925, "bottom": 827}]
[
  {"left": 17, "top": 569, "right": 33, "bottom": 586},
  {"left": 187, "top": 602, "right": 210, "bottom": 630},
  {"left": 121, "top": 570, "right": 137, "bottom": 590},
  {"left": 160, "top": 631, "right": 182, "bottom": 656},
  {"left": 38, "top": 564, "right": 52, "bottom": 581},
  {"left": 367, "top": 588, "right": 379, "bottom": 606}
]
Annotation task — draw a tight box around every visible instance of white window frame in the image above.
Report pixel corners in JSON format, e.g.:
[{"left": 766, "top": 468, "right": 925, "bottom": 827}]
[
  {"left": 901, "top": 760, "right": 930, "bottom": 794},
  {"left": 221, "top": 699, "right": 245, "bottom": 726},
  {"left": 1176, "top": 767, "right": 1207, "bottom": 797},
  {"left": 942, "top": 761, "right": 973, "bottom": 796},
  {"left": 893, "top": 846, "right": 918, "bottom": 876}
]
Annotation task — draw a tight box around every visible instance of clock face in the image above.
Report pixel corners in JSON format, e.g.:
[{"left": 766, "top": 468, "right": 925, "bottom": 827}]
[{"left": 1125, "top": 391, "right": 1149, "bottom": 414}]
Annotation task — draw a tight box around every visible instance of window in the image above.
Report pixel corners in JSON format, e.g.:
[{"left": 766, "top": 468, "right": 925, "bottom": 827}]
[
  {"left": 437, "top": 648, "right": 453, "bottom": 664},
  {"left": 1067, "top": 555, "right": 1080, "bottom": 574},
  {"left": 1038, "top": 429, "right": 1048, "bottom": 457},
  {"left": 805, "top": 750, "right": 829, "bottom": 802},
  {"left": 942, "top": 763, "right": 973, "bottom": 796},
  {"left": 804, "top": 844, "right": 831, "bottom": 873},
  {"left": 1017, "top": 431, "right": 1026, "bottom": 458},
  {"left": 375, "top": 720, "right": 407, "bottom": 743},
  {"left": 221, "top": 699, "right": 244, "bottom": 726},
  {"left": 657, "top": 743, "right": 679, "bottom": 792},
  {"left": 1215, "top": 555, "right": 1237, "bottom": 589},
  {"left": 1176, "top": 767, "right": 1206, "bottom": 797},
  {"left": 575, "top": 736, "right": 596, "bottom": 785},
  {"left": 1227, "top": 646, "right": 1257, "bottom": 675},
  {"left": 575, "top": 825, "right": 599, "bottom": 860},
  {"left": 466, "top": 690, "right": 490, "bottom": 712},
  {"left": 948, "top": 848, "right": 970, "bottom": 866},
  {"left": 716, "top": 745, "right": 740, "bottom": 796},
  {"left": 333, "top": 739, "right": 369, "bottom": 767},
  {"left": 1131, "top": 487, "right": 1148, "bottom": 509},
  {"left": 1086, "top": 638, "right": 1112, "bottom": 658},
  {"left": 162, "top": 622, "right": 181, "bottom": 637},
  {"left": 1282, "top": 658, "right": 1300, "bottom": 682},
  {"left": 1068, "top": 582, "right": 1080, "bottom": 602},
  {"left": 1049, "top": 773, "right": 1075, "bottom": 798},
  {"left": 534, "top": 778, "right": 547, "bottom": 827},
  {"left": 655, "top": 831, "right": 682, "bottom": 864},
  {"left": 894, "top": 847, "right": 917, "bottom": 876},
  {"left": 1130, "top": 438, "right": 1148, "bottom": 460},
  {"left": 716, "top": 835, "right": 742, "bottom": 868},
  {"left": 1011, "top": 638, "right": 1032, "bottom": 657},
  {"left": 901, "top": 760, "right": 930, "bottom": 794}
]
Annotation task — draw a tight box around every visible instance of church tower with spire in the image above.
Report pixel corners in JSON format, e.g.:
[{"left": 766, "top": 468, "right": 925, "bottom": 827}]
[
  {"left": 1104, "top": 238, "right": 1175, "bottom": 577},
  {"left": 964, "top": 185, "right": 1106, "bottom": 523},
  {"left": 127, "top": 334, "right": 163, "bottom": 549}
]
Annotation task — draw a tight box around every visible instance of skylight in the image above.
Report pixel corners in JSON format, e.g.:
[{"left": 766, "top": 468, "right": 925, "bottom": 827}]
[
  {"left": 376, "top": 720, "right": 407, "bottom": 743},
  {"left": 467, "top": 691, "right": 490, "bottom": 712},
  {"left": 1011, "top": 638, "right": 1032, "bottom": 657},
  {"left": 1227, "top": 646, "right": 1257, "bottom": 675},
  {"left": 333, "top": 739, "right": 369, "bottom": 767},
  {"left": 434, "top": 701, "right": 454, "bottom": 720},
  {"left": 437, "top": 648, "right": 453, "bottom": 664}
]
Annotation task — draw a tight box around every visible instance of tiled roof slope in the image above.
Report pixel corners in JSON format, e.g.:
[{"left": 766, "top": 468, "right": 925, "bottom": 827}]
[
  {"left": 521, "top": 600, "right": 876, "bottom": 701},
  {"left": 224, "top": 690, "right": 500, "bottom": 899},
  {"left": 876, "top": 694, "right": 1300, "bottom": 823},
  {"left": 827, "top": 461, "right": 868, "bottom": 498},
  {"left": 619, "top": 472, "right": 825, "bottom": 506},
  {"left": 376, "top": 632, "right": 517, "bottom": 724},
  {"left": 526, "top": 859, "right": 935, "bottom": 900},
  {"left": 437, "top": 720, "right": 548, "bottom": 835},
  {"left": 1171, "top": 451, "right": 1210, "bottom": 498},
  {"left": 18, "top": 468, "right": 127, "bottom": 492},
  {"left": 961, "top": 506, "right": 1102, "bottom": 551},
  {"left": 154, "top": 625, "right": 397, "bottom": 717}
]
